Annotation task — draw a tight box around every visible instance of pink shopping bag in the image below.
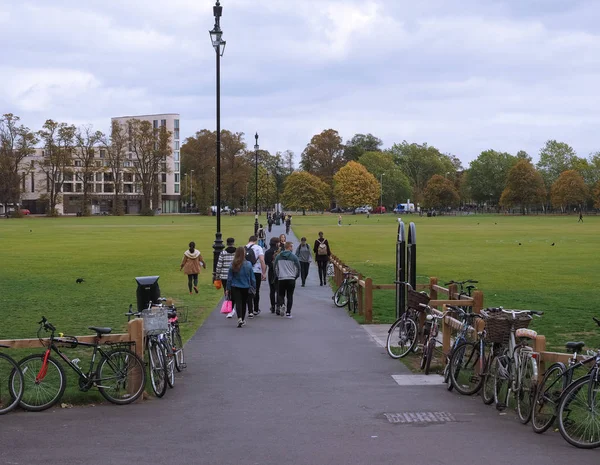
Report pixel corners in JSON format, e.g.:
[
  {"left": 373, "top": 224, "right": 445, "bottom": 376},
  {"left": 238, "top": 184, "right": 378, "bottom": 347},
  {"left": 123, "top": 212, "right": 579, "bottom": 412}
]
[{"left": 220, "top": 299, "right": 233, "bottom": 314}]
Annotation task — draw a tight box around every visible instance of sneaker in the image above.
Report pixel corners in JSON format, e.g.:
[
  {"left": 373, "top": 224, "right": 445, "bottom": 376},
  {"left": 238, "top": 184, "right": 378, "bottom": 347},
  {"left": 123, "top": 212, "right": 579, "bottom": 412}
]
[
  {"left": 241, "top": 320, "right": 246, "bottom": 326},
  {"left": 255, "top": 309, "right": 261, "bottom": 315},
  {"left": 189, "top": 291, "right": 193, "bottom": 295},
  {"left": 194, "top": 286, "right": 199, "bottom": 294},
  {"left": 248, "top": 312, "right": 254, "bottom": 319},
  {"left": 237, "top": 318, "right": 243, "bottom": 328},
  {"left": 286, "top": 313, "right": 292, "bottom": 318},
  {"left": 226, "top": 311, "right": 234, "bottom": 319},
  {"left": 279, "top": 306, "right": 286, "bottom": 316},
  {"left": 275, "top": 308, "right": 280, "bottom": 316},
  {"left": 270, "top": 306, "right": 275, "bottom": 314}
]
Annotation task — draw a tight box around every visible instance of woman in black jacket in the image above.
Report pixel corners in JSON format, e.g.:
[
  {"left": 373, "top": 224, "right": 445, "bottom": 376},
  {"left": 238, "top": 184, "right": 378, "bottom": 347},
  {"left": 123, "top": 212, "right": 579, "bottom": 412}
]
[{"left": 264, "top": 237, "right": 280, "bottom": 313}]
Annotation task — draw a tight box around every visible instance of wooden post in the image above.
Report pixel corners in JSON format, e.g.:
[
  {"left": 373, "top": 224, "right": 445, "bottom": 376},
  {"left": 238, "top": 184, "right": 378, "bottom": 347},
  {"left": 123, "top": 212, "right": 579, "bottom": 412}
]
[
  {"left": 430, "top": 277, "right": 438, "bottom": 301},
  {"left": 448, "top": 283, "right": 458, "bottom": 302},
  {"left": 128, "top": 318, "right": 144, "bottom": 359},
  {"left": 357, "top": 274, "right": 364, "bottom": 315},
  {"left": 442, "top": 305, "right": 451, "bottom": 364},
  {"left": 535, "top": 334, "right": 547, "bottom": 377},
  {"left": 364, "top": 278, "right": 373, "bottom": 324},
  {"left": 472, "top": 290, "right": 484, "bottom": 314}
]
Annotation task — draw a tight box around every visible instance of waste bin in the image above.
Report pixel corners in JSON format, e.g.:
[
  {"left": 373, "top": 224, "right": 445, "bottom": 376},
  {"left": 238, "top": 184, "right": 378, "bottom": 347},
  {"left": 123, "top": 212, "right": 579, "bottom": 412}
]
[{"left": 136, "top": 276, "right": 161, "bottom": 312}]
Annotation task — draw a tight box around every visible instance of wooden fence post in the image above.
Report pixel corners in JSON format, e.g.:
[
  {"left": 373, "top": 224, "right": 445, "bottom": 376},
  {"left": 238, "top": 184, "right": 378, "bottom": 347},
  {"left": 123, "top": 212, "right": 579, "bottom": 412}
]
[
  {"left": 448, "top": 283, "right": 458, "bottom": 302},
  {"left": 472, "top": 290, "right": 484, "bottom": 314},
  {"left": 127, "top": 318, "right": 145, "bottom": 402},
  {"left": 430, "top": 277, "right": 438, "bottom": 301},
  {"left": 357, "top": 274, "right": 364, "bottom": 315},
  {"left": 364, "top": 278, "right": 373, "bottom": 324},
  {"left": 535, "top": 335, "right": 547, "bottom": 376}
]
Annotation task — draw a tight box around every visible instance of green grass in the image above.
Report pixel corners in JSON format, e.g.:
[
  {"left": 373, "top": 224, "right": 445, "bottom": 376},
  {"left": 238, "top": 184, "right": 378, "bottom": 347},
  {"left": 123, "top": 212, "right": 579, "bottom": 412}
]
[
  {"left": 291, "top": 213, "right": 600, "bottom": 351},
  {"left": 0, "top": 214, "right": 257, "bottom": 404}
]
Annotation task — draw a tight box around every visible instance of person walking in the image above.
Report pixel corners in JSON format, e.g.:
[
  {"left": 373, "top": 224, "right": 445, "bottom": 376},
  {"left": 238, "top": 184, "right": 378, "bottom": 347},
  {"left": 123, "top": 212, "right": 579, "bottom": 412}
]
[
  {"left": 226, "top": 247, "right": 256, "bottom": 328},
  {"left": 264, "top": 236, "right": 280, "bottom": 313},
  {"left": 257, "top": 224, "right": 267, "bottom": 248},
  {"left": 275, "top": 241, "right": 300, "bottom": 318},
  {"left": 245, "top": 235, "right": 266, "bottom": 318},
  {"left": 278, "top": 234, "right": 287, "bottom": 253},
  {"left": 313, "top": 231, "right": 331, "bottom": 286},
  {"left": 295, "top": 237, "right": 312, "bottom": 287},
  {"left": 285, "top": 215, "right": 291, "bottom": 234},
  {"left": 215, "top": 237, "right": 237, "bottom": 318},
  {"left": 337, "top": 215, "right": 342, "bottom": 226},
  {"left": 180, "top": 241, "right": 205, "bottom": 295},
  {"left": 267, "top": 215, "right": 274, "bottom": 233},
  {"left": 579, "top": 211, "right": 584, "bottom": 222}
]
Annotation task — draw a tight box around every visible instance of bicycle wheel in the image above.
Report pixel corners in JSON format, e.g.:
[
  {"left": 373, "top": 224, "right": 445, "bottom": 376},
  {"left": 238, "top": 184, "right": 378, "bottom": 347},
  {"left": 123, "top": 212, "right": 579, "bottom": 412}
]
[
  {"left": 443, "top": 356, "right": 453, "bottom": 391},
  {"left": 558, "top": 375, "right": 600, "bottom": 449},
  {"left": 494, "top": 353, "right": 511, "bottom": 411},
  {"left": 516, "top": 353, "right": 537, "bottom": 424},
  {"left": 449, "top": 342, "right": 483, "bottom": 396},
  {"left": 481, "top": 353, "right": 497, "bottom": 405},
  {"left": 347, "top": 286, "right": 358, "bottom": 313},
  {"left": 17, "top": 353, "right": 65, "bottom": 412},
  {"left": 532, "top": 362, "right": 565, "bottom": 433},
  {"left": 0, "top": 353, "right": 23, "bottom": 415},
  {"left": 96, "top": 349, "right": 146, "bottom": 404},
  {"left": 173, "top": 328, "right": 185, "bottom": 372},
  {"left": 386, "top": 317, "right": 417, "bottom": 359},
  {"left": 162, "top": 340, "right": 175, "bottom": 389},
  {"left": 420, "top": 337, "right": 429, "bottom": 370},
  {"left": 424, "top": 338, "right": 435, "bottom": 375},
  {"left": 147, "top": 338, "right": 167, "bottom": 398},
  {"left": 333, "top": 283, "right": 348, "bottom": 307}
]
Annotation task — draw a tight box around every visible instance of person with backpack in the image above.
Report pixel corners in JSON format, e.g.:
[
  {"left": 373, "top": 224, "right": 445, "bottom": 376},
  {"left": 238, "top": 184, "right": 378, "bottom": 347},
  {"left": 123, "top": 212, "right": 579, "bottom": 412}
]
[
  {"left": 226, "top": 247, "right": 256, "bottom": 328},
  {"left": 215, "top": 237, "right": 237, "bottom": 318},
  {"left": 275, "top": 241, "right": 300, "bottom": 318},
  {"left": 257, "top": 224, "right": 267, "bottom": 248},
  {"left": 264, "top": 236, "right": 280, "bottom": 313},
  {"left": 295, "top": 237, "right": 312, "bottom": 287},
  {"left": 313, "top": 231, "right": 331, "bottom": 286},
  {"left": 245, "top": 235, "right": 266, "bottom": 318}
]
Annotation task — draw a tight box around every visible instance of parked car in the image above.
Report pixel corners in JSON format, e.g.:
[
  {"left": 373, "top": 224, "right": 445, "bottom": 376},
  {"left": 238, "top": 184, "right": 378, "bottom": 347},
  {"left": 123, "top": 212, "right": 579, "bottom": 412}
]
[
  {"left": 373, "top": 206, "right": 386, "bottom": 214},
  {"left": 20, "top": 209, "right": 31, "bottom": 215},
  {"left": 330, "top": 207, "right": 344, "bottom": 213},
  {"left": 354, "top": 206, "right": 372, "bottom": 214}
]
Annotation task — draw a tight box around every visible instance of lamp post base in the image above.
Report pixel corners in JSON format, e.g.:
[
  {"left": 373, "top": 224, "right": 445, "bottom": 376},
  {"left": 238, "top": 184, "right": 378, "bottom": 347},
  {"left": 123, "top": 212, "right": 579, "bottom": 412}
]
[
  {"left": 254, "top": 215, "right": 259, "bottom": 237},
  {"left": 212, "top": 232, "right": 224, "bottom": 276}
]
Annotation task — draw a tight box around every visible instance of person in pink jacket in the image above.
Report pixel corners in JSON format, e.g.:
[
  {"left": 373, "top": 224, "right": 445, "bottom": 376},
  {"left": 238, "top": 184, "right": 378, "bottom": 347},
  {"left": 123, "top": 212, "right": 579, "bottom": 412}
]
[{"left": 180, "top": 241, "right": 206, "bottom": 294}]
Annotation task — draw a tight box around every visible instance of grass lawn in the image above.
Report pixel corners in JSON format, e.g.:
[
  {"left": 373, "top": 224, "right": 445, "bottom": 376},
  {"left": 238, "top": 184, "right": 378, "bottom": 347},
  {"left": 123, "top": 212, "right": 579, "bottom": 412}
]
[
  {"left": 0, "top": 214, "right": 255, "bottom": 404},
  {"left": 291, "top": 213, "right": 600, "bottom": 352}
]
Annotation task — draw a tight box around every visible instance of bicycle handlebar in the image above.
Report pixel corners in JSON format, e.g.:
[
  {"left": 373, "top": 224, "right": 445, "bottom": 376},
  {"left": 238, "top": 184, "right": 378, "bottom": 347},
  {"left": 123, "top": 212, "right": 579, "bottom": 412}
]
[
  {"left": 444, "top": 279, "right": 478, "bottom": 286},
  {"left": 38, "top": 316, "right": 56, "bottom": 332},
  {"left": 593, "top": 317, "right": 600, "bottom": 327}
]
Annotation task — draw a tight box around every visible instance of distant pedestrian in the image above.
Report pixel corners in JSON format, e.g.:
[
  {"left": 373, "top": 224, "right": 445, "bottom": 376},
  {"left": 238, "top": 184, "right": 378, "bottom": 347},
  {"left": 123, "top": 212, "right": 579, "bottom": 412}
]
[
  {"left": 257, "top": 224, "right": 266, "bottom": 248},
  {"left": 337, "top": 215, "right": 342, "bottom": 226},
  {"left": 278, "top": 234, "right": 287, "bottom": 253},
  {"left": 180, "top": 241, "right": 206, "bottom": 295},
  {"left": 313, "top": 231, "right": 331, "bottom": 286},
  {"left": 268, "top": 215, "right": 274, "bottom": 233},
  {"left": 579, "top": 211, "right": 583, "bottom": 222},
  {"left": 264, "top": 236, "right": 280, "bottom": 313},
  {"left": 226, "top": 247, "right": 256, "bottom": 328},
  {"left": 216, "top": 237, "right": 237, "bottom": 318},
  {"left": 245, "top": 235, "right": 267, "bottom": 317},
  {"left": 285, "top": 215, "right": 291, "bottom": 234},
  {"left": 275, "top": 241, "right": 300, "bottom": 317},
  {"left": 295, "top": 237, "right": 312, "bottom": 287}
]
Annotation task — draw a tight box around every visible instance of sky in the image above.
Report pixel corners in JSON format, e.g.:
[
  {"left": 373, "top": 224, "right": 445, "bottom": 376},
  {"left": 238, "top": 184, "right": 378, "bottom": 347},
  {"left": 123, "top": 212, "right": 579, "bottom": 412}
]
[{"left": 1, "top": 0, "right": 599, "bottom": 168}]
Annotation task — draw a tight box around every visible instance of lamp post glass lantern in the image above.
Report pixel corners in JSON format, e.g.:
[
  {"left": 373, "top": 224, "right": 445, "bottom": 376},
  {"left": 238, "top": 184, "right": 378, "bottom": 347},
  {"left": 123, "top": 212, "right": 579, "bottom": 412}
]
[
  {"left": 210, "top": 0, "right": 226, "bottom": 275},
  {"left": 254, "top": 132, "right": 259, "bottom": 236}
]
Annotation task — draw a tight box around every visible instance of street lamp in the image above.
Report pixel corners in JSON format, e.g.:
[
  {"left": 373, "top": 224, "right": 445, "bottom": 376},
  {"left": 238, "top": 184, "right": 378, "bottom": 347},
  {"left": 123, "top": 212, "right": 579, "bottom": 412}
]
[
  {"left": 266, "top": 172, "right": 269, "bottom": 214},
  {"left": 254, "top": 132, "right": 259, "bottom": 236},
  {"left": 190, "top": 169, "right": 194, "bottom": 213},
  {"left": 183, "top": 173, "right": 188, "bottom": 212},
  {"left": 210, "top": 0, "right": 226, "bottom": 275},
  {"left": 380, "top": 173, "right": 385, "bottom": 213}
]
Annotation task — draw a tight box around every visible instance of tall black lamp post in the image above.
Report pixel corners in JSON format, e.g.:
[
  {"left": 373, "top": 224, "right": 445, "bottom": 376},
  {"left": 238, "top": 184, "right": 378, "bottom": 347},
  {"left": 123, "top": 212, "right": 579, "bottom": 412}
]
[
  {"left": 266, "top": 172, "right": 269, "bottom": 214},
  {"left": 254, "top": 132, "right": 259, "bottom": 236},
  {"left": 210, "top": 1, "right": 226, "bottom": 275}
]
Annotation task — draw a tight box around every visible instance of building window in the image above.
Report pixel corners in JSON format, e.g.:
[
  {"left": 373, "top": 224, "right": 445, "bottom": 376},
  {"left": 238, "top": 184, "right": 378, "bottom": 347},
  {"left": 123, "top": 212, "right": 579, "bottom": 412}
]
[
  {"left": 174, "top": 119, "right": 179, "bottom": 129},
  {"left": 161, "top": 163, "right": 167, "bottom": 172},
  {"left": 174, "top": 129, "right": 179, "bottom": 140},
  {"left": 174, "top": 162, "right": 179, "bottom": 172},
  {"left": 22, "top": 175, "right": 26, "bottom": 191},
  {"left": 174, "top": 184, "right": 180, "bottom": 193},
  {"left": 63, "top": 183, "right": 73, "bottom": 193},
  {"left": 75, "top": 160, "right": 82, "bottom": 167},
  {"left": 123, "top": 173, "right": 133, "bottom": 183},
  {"left": 162, "top": 184, "right": 167, "bottom": 194},
  {"left": 31, "top": 172, "right": 35, "bottom": 192},
  {"left": 104, "top": 184, "right": 114, "bottom": 193},
  {"left": 128, "top": 153, "right": 133, "bottom": 159},
  {"left": 174, "top": 151, "right": 179, "bottom": 161},
  {"left": 161, "top": 119, "right": 166, "bottom": 127},
  {"left": 96, "top": 173, "right": 103, "bottom": 182},
  {"left": 99, "top": 149, "right": 106, "bottom": 158},
  {"left": 129, "top": 143, "right": 132, "bottom": 152},
  {"left": 96, "top": 184, "right": 103, "bottom": 193},
  {"left": 64, "top": 173, "right": 73, "bottom": 182},
  {"left": 175, "top": 141, "right": 180, "bottom": 150},
  {"left": 104, "top": 173, "right": 114, "bottom": 182},
  {"left": 123, "top": 184, "right": 133, "bottom": 193},
  {"left": 76, "top": 183, "right": 82, "bottom": 192},
  {"left": 174, "top": 173, "right": 180, "bottom": 183},
  {"left": 153, "top": 120, "right": 158, "bottom": 129}
]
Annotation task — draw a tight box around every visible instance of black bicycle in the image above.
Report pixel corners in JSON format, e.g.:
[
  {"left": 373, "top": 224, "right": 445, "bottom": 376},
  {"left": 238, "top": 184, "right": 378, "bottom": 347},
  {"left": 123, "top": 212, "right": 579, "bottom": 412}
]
[
  {"left": 333, "top": 271, "right": 359, "bottom": 313},
  {"left": 14, "top": 317, "right": 146, "bottom": 411},
  {"left": 0, "top": 345, "right": 23, "bottom": 415}
]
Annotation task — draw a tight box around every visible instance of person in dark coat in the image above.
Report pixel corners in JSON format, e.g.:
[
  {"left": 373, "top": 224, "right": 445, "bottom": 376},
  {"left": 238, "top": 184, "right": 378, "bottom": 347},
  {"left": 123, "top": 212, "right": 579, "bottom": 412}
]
[{"left": 313, "top": 231, "right": 331, "bottom": 286}]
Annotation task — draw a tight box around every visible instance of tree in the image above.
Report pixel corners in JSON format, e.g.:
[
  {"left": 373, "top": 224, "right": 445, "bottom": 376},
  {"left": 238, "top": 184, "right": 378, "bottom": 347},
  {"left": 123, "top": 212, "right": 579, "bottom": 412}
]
[
  {"left": 74, "top": 125, "right": 104, "bottom": 215},
  {"left": 593, "top": 182, "right": 600, "bottom": 210},
  {"left": 248, "top": 165, "right": 278, "bottom": 212},
  {"left": 465, "top": 150, "right": 518, "bottom": 204},
  {"left": 181, "top": 129, "right": 216, "bottom": 213},
  {"left": 37, "top": 120, "right": 77, "bottom": 215},
  {"left": 300, "top": 129, "right": 345, "bottom": 190},
  {"left": 101, "top": 120, "right": 129, "bottom": 215},
  {"left": 537, "top": 140, "right": 580, "bottom": 188},
  {"left": 281, "top": 171, "right": 329, "bottom": 212},
  {"left": 550, "top": 170, "right": 588, "bottom": 211},
  {"left": 499, "top": 160, "right": 546, "bottom": 213},
  {"left": 389, "top": 141, "right": 455, "bottom": 202},
  {"left": 516, "top": 150, "right": 532, "bottom": 161},
  {"left": 358, "top": 151, "right": 412, "bottom": 206},
  {"left": 333, "top": 161, "right": 379, "bottom": 208},
  {"left": 343, "top": 133, "right": 382, "bottom": 162},
  {"left": 221, "top": 131, "right": 251, "bottom": 209},
  {"left": 0, "top": 114, "right": 37, "bottom": 208},
  {"left": 422, "top": 175, "right": 460, "bottom": 209},
  {"left": 128, "top": 119, "right": 172, "bottom": 215}
]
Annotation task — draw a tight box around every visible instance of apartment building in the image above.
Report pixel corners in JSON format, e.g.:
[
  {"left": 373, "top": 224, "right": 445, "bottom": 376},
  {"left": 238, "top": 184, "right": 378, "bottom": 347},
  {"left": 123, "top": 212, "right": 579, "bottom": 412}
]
[{"left": 16, "top": 113, "right": 181, "bottom": 215}]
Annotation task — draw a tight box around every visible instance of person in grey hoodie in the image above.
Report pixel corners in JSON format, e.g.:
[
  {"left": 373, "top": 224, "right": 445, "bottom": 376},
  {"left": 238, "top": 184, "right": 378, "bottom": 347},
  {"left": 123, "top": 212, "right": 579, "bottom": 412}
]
[
  {"left": 295, "top": 237, "right": 312, "bottom": 287},
  {"left": 274, "top": 241, "right": 300, "bottom": 318}
]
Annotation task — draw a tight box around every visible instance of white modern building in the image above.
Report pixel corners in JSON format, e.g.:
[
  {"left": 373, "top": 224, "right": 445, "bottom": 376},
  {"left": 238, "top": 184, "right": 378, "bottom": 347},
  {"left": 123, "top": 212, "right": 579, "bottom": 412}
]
[{"left": 14, "top": 113, "right": 181, "bottom": 215}]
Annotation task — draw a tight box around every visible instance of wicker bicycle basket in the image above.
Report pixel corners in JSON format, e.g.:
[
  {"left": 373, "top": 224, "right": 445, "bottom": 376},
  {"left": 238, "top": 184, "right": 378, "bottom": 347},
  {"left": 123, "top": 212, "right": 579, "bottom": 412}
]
[
  {"left": 481, "top": 310, "right": 532, "bottom": 344},
  {"left": 141, "top": 307, "right": 168, "bottom": 336},
  {"left": 407, "top": 289, "right": 430, "bottom": 310}
]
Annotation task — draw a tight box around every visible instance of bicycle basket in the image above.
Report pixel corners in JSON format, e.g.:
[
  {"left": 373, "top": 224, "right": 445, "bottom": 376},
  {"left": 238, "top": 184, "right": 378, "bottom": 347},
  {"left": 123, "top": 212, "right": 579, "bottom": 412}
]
[
  {"left": 407, "top": 289, "right": 430, "bottom": 310},
  {"left": 141, "top": 307, "right": 168, "bottom": 336},
  {"left": 481, "top": 310, "right": 531, "bottom": 344}
]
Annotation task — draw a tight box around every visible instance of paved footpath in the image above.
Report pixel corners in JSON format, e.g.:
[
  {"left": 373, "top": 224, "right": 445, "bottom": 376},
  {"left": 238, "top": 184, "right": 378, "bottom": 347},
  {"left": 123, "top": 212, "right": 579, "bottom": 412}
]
[{"left": 1, "top": 223, "right": 598, "bottom": 464}]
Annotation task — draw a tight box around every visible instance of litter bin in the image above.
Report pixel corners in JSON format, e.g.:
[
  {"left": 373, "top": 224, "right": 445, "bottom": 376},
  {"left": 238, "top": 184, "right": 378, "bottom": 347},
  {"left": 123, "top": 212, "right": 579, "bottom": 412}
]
[{"left": 136, "top": 276, "right": 161, "bottom": 312}]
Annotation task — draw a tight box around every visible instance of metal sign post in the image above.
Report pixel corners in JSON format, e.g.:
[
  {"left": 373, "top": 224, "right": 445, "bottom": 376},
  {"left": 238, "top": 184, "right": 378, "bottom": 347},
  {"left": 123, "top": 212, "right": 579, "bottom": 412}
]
[
  {"left": 395, "top": 220, "right": 406, "bottom": 318},
  {"left": 407, "top": 222, "right": 417, "bottom": 291}
]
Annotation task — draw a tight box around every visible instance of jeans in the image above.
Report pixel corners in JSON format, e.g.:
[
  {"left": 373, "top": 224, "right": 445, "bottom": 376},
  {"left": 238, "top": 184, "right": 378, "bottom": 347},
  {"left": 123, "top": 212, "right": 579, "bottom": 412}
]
[
  {"left": 231, "top": 287, "right": 249, "bottom": 321},
  {"left": 247, "top": 273, "right": 262, "bottom": 314},
  {"left": 278, "top": 279, "right": 296, "bottom": 314},
  {"left": 316, "top": 260, "right": 328, "bottom": 285},
  {"left": 187, "top": 274, "right": 198, "bottom": 292},
  {"left": 300, "top": 261, "right": 310, "bottom": 285}
]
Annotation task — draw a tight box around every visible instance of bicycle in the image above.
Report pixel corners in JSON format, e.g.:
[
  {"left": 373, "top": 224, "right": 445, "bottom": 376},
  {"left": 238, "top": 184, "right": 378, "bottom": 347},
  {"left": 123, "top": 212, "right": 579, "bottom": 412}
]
[
  {"left": 485, "top": 308, "right": 543, "bottom": 424},
  {"left": 0, "top": 345, "right": 23, "bottom": 415},
  {"left": 418, "top": 303, "right": 457, "bottom": 375},
  {"left": 531, "top": 317, "right": 600, "bottom": 435},
  {"left": 14, "top": 316, "right": 145, "bottom": 411},
  {"left": 444, "top": 279, "right": 478, "bottom": 311},
  {"left": 386, "top": 282, "right": 428, "bottom": 359},
  {"left": 332, "top": 270, "right": 359, "bottom": 313}
]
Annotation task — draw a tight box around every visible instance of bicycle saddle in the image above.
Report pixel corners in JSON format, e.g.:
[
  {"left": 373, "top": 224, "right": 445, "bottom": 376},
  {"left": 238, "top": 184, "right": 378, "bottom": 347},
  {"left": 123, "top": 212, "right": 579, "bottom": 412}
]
[
  {"left": 565, "top": 341, "right": 585, "bottom": 353},
  {"left": 88, "top": 326, "right": 112, "bottom": 335}
]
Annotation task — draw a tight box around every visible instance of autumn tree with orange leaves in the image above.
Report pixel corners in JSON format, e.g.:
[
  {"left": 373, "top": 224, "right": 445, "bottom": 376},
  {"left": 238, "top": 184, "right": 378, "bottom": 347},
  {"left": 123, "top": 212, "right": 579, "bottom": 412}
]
[{"left": 333, "top": 161, "right": 379, "bottom": 208}]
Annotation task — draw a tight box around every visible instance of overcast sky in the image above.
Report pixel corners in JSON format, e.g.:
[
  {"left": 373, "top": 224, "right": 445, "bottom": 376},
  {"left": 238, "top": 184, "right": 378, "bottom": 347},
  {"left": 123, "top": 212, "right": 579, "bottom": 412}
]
[{"left": 1, "top": 0, "right": 599, "bottom": 167}]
